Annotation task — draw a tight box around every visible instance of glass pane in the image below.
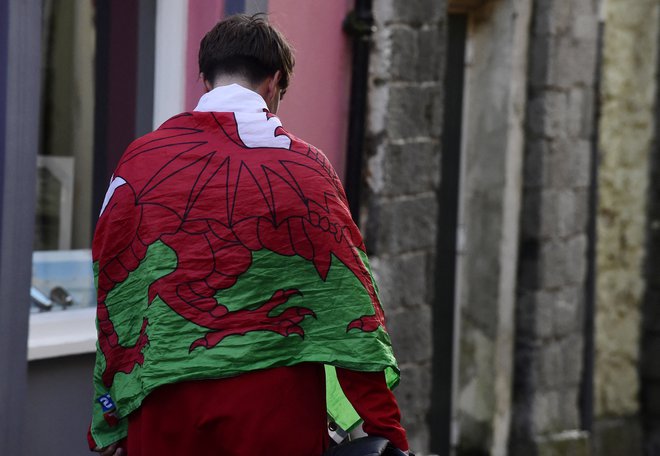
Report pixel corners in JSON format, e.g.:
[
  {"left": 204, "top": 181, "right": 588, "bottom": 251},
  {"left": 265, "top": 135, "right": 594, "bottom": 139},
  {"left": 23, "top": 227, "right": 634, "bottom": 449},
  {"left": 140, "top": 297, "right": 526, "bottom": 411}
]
[
  {"left": 30, "top": 249, "right": 96, "bottom": 313},
  {"left": 32, "top": 0, "right": 97, "bottom": 312},
  {"left": 36, "top": 0, "right": 95, "bottom": 251}
]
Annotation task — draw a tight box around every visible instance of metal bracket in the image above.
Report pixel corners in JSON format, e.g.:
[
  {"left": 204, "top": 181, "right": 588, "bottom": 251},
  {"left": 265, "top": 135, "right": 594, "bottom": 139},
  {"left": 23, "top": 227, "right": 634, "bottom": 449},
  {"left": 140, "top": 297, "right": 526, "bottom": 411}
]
[{"left": 343, "top": 10, "right": 376, "bottom": 38}]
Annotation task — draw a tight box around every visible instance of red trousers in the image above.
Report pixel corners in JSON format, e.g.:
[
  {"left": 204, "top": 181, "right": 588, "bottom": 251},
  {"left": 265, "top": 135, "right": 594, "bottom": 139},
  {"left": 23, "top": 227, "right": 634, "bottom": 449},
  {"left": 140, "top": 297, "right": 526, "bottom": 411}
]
[{"left": 106, "top": 363, "right": 407, "bottom": 455}]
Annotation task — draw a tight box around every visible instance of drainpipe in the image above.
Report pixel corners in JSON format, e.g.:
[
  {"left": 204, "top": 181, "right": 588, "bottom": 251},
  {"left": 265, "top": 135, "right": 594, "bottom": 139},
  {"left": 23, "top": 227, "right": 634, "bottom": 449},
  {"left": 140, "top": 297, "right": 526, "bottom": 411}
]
[{"left": 343, "top": 0, "right": 375, "bottom": 225}]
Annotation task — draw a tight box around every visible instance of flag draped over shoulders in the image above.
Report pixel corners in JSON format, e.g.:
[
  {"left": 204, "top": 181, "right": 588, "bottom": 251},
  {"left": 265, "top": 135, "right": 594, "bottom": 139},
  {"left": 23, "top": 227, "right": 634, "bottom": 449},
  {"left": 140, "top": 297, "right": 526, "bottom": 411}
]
[{"left": 89, "top": 102, "right": 399, "bottom": 447}]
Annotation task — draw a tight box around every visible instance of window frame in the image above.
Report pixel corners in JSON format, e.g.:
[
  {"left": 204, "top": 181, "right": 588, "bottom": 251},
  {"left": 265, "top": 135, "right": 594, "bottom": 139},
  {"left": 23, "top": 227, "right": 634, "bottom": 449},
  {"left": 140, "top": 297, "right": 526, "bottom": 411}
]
[{"left": 0, "top": 0, "right": 43, "bottom": 450}]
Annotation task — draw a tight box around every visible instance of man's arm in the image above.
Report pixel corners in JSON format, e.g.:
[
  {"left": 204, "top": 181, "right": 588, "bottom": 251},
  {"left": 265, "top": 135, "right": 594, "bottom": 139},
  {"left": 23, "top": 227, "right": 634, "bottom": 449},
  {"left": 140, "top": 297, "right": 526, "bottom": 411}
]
[{"left": 335, "top": 367, "right": 409, "bottom": 452}]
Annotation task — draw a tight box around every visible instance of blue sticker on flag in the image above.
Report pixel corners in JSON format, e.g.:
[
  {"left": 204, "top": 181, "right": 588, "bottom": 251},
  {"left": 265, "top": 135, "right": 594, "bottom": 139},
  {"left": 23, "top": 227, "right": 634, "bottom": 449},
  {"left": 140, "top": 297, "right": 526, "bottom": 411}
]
[{"left": 97, "top": 393, "right": 116, "bottom": 412}]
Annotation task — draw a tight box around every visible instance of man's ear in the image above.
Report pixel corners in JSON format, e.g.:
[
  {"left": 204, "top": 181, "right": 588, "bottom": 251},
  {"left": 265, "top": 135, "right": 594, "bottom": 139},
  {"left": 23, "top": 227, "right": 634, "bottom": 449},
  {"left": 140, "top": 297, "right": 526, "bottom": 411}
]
[
  {"left": 267, "top": 70, "right": 282, "bottom": 99},
  {"left": 201, "top": 73, "right": 214, "bottom": 92}
]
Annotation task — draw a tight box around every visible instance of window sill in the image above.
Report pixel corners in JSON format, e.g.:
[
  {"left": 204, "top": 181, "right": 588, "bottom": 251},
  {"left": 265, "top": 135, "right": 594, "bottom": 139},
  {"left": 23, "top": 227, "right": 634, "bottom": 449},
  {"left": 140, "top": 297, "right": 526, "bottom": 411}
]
[{"left": 28, "top": 307, "right": 96, "bottom": 361}]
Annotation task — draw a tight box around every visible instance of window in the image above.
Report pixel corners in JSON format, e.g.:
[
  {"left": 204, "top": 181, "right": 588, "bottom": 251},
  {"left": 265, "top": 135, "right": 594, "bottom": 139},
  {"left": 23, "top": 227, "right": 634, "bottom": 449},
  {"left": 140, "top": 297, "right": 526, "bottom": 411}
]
[
  {"left": 28, "top": 0, "right": 160, "bottom": 358},
  {"left": 30, "top": 0, "right": 96, "bottom": 316}
]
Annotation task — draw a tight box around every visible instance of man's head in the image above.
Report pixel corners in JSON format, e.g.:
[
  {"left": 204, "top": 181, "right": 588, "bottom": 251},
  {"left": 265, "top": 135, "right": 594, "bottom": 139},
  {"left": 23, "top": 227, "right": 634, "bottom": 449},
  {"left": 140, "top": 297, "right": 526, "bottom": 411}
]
[{"left": 199, "top": 14, "right": 295, "bottom": 113}]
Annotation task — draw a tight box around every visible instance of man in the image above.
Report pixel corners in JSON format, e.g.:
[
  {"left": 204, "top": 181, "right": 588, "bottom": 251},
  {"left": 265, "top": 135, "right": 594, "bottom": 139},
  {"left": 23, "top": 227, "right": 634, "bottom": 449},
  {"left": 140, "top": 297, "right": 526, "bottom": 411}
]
[{"left": 89, "top": 14, "right": 409, "bottom": 456}]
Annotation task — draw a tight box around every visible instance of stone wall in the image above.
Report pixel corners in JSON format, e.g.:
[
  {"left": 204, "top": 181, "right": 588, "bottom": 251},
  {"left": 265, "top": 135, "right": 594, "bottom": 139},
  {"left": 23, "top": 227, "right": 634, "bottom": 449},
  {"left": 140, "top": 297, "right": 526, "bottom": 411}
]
[
  {"left": 595, "top": 0, "right": 659, "bottom": 454},
  {"left": 452, "top": 1, "right": 531, "bottom": 454},
  {"left": 362, "top": 0, "right": 446, "bottom": 452},
  {"left": 511, "top": 0, "right": 599, "bottom": 454}
]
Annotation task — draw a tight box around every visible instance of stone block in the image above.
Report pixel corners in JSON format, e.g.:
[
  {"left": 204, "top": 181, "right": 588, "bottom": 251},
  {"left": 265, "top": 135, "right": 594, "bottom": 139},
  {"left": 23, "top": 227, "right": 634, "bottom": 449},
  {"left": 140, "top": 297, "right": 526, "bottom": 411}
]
[
  {"left": 387, "top": 85, "right": 442, "bottom": 141},
  {"left": 572, "top": 87, "right": 596, "bottom": 140},
  {"left": 530, "top": 33, "right": 597, "bottom": 91},
  {"left": 366, "top": 194, "right": 438, "bottom": 255},
  {"left": 516, "top": 291, "right": 554, "bottom": 341},
  {"left": 546, "top": 90, "right": 571, "bottom": 138},
  {"left": 539, "top": 190, "right": 564, "bottom": 239},
  {"left": 548, "top": 138, "right": 592, "bottom": 189},
  {"left": 571, "top": 11, "right": 599, "bottom": 41},
  {"left": 538, "top": 188, "right": 588, "bottom": 238},
  {"left": 387, "top": 305, "right": 433, "bottom": 364},
  {"left": 390, "top": 0, "right": 443, "bottom": 26},
  {"left": 369, "top": 252, "right": 429, "bottom": 311},
  {"left": 553, "top": 34, "right": 598, "bottom": 88},
  {"left": 554, "top": 286, "right": 584, "bottom": 337},
  {"left": 564, "top": 235, "right": 588, "bottom": 286},
  {"left": 417, "top": 25, "right": 443, "bottom": 82},
  {"left": 535, "top": 189, "right": 575, "bottom": 239},
  {"left": 538, "top": 235, "right": 587, "bottom": 290},
  {"left": 380, "top": 141, "right": 441, "bottom": 197},
  {"left": 559, "top": 334, "right": 584, "bottom": 387},
  {"left": 390, "top": 26, "right": 419, "bottom": 82},
  {"left": 555, "top": 189, "right": 586, "bottom": 237},
  {"left": 531, "top": 390, "right": 561, "bottom": 435},
  {"left": 527, "top": 91, "right": 569, "bottom": 139},
  {"left": 536, "top": 342, "right": 563, "bottom": 389},
  {"left": 538, "top": 240, "right": 570, "bottom": 289},
  {"left": 567, "top": 187, "right": 590, "bottom": 237},
  {"left": 556, "top": 389, "right": 580, "bottom": 429},
  {"left": 524, "top": 139, "right": 552, "bottom": 189},
  {"left": 566, "top": 88, "right": 588, "bottom": 139},
  {"left": 394, "top": 363, "right": 431, "bottom": 423}
]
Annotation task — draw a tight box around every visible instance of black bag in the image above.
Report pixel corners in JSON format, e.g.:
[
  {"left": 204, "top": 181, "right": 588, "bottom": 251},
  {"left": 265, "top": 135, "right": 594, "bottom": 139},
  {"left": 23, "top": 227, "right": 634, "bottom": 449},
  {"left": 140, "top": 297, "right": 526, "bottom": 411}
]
[{"left": 322, "top": 436, "right": 411, "bottom": 456}]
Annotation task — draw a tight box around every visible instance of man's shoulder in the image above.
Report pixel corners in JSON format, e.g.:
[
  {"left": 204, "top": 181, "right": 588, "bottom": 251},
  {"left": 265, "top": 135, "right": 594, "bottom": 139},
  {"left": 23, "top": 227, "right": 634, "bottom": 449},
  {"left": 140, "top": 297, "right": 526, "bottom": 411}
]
[
  {"left": 125, "top": 112, "right": 208, "bottom": 149},
  {"left": 281, "top": 129, "right": 335, "bottom": 170}
]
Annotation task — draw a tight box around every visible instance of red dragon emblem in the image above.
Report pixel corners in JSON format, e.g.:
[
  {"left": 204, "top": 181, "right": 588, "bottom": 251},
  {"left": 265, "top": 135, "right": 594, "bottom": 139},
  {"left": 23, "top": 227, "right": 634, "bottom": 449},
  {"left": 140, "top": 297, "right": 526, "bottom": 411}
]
[{"left": 94, "top": 112, "right": 385, "bottom": 388}]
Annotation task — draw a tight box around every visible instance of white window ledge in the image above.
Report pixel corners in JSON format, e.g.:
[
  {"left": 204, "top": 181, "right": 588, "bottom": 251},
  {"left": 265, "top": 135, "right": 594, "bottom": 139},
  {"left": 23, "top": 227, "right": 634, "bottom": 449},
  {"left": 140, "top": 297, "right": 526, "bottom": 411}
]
[{"left": 28, "top": 307, "right": 96, "bottom": 361}]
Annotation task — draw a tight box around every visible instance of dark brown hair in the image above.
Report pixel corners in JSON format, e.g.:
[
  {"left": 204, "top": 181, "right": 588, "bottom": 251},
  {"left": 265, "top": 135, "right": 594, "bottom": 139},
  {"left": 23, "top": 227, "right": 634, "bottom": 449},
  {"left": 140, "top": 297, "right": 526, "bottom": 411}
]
[{"left": 198, "top": 14, "right": 295, "bottom": 91}]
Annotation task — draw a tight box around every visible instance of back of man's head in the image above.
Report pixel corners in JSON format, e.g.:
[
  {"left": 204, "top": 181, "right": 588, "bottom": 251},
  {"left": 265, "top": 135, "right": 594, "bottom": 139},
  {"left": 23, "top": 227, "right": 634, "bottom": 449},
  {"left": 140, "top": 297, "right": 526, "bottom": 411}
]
[{"left": 199, "top": 14, "right": 295, "bottom": 92}]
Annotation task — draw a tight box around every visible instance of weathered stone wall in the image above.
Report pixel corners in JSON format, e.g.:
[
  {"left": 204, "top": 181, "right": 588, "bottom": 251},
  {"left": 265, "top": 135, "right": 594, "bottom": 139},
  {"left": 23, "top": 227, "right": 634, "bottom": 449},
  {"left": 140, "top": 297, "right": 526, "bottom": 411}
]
[
  {"left": 594, "top": 0, "right": 659, "bottom": 454},
  {"left": 512, "top": 0, "right": 599, "bottom": 454},
  {"left": 363, "top": 0, "right": 446, "bottom": 452}
]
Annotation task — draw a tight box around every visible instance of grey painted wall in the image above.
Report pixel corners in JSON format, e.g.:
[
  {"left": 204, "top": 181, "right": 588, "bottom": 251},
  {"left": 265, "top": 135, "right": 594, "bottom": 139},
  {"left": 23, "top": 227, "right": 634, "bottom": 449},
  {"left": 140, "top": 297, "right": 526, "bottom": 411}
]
[
  {"left": 26, "top": 354, "right": 96, "bottom": 456},
  {"left": 0, "top": 0, "right": 42, "bottom": 452}
]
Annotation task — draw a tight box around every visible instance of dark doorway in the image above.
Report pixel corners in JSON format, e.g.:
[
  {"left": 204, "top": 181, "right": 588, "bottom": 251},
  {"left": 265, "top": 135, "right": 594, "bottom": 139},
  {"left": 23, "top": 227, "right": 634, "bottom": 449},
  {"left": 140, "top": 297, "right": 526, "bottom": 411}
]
[{"left": 430, "top": 12, "right": 468, "bottom": 455}]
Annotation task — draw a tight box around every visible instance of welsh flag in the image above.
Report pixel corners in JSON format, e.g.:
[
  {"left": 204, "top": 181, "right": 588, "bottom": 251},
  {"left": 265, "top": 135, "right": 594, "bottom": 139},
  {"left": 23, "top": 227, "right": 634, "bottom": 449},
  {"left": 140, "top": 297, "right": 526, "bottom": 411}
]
[{"left": 89, "top": 111, "right": 399, "bottom": 447}]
